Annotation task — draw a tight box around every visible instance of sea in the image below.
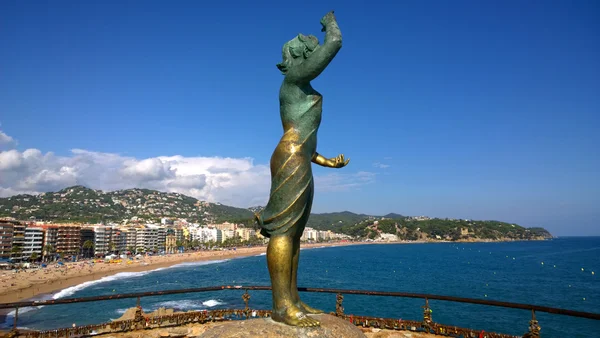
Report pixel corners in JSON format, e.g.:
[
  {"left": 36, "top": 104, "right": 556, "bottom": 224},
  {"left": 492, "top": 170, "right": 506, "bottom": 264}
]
[{"left": 2, "top": 237, "right": 599, "bottom": 337}]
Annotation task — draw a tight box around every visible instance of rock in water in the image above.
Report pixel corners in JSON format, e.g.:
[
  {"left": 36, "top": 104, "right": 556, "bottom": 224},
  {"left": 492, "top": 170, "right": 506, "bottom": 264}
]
[{"left": 199, "top": 314, "right": 366, "bottom": 338}]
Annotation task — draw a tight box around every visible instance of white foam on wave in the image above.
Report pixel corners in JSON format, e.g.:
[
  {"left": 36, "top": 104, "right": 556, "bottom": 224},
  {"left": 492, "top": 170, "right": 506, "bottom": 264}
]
[
  {"left": 1, "top": 258, "right": 233, "bottom": 328},
  {"left": 254, "top": 253, "right": 266, "bottom": 257},
  {"left": 52, "top": 259, "right": 228, "bottom": 300},
  {"left": 2, "top": 306, "right": 44, "bottom": 328},
  {"left": 152, "top": 299, "right": 224, "bottom": 311},
  {"left": 52, "top": 270, "right": 156, "bottom": 299},
  {"left": 156, "top": 300, "right": 201, "bottom": 311},
  {"left": 202, "top": 299, "right": 224, "bottom": 307},
  {"left": 169, "top": 259, "right": 229, "bottom": 269},
  {"left": 114, "top": 307, "right": 152, "bottom": 315}
]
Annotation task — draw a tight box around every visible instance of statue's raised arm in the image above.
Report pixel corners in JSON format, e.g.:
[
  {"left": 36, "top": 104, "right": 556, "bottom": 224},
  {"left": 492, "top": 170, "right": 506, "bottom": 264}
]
[{"left": 277, "top": 11, "right": 342, "bottom": 84}]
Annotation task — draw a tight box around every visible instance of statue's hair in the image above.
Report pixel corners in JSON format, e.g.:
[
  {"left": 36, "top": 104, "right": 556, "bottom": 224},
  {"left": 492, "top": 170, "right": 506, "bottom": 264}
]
[{"left": 276, "top": 34, "right": 317, "bottom": 75}]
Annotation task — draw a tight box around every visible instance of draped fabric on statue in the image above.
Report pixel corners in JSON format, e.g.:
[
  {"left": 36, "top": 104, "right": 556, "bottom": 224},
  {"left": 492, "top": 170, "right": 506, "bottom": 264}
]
[{"left": 255, "top": 95, "right": 322, "bottom": 238}]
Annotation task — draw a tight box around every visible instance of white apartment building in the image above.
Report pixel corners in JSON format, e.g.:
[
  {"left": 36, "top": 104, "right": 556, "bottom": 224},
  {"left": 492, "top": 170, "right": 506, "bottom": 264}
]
[
  {"left": 124, "top": 228, "right": 137, "bottom": 252},
  {"left": 301, "top": 227, "right": 319, "bottom": 241},
  {"left": 135, "top": 225, "right": 166, "bottom": 253},
  {"left": 94, "top": 226, "right": 113, "bottom": 256},
  {"left": 209, "top": 222, "right": 236, "bottom": 231},
  {"left": 22, "top": 227, "right": 43, "bottom": 260},
  {"left": 189, "top": 227, "right": 222, "bottom": 243},
  {"left": 111, "top": 228, "right": 128, "bottom": 254},
  {"left": 221, "top": 229, "right": 236, "bottom": 241}
]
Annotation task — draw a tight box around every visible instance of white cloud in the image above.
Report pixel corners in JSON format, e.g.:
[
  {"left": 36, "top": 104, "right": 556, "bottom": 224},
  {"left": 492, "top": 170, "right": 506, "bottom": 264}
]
[
  {"left": 0, "top": 146, "right": 375, "bottom": 207},
  {"left": 0, "top": 148, "right": 275, "bottom": 207},
  {"left": 0, "top": 127, "right": 17, "bottom": 148},
  {"left": 0, "top": 150, "right": 23, "bottom": 170},
  {"left": 0, "top": 124, "right": 376, "bottom": 206},
  {"left": 315, "top": 171, "right": 376, "bottom": 192},
  {"left": 373, "top": 162, "right": 390, "bottom": 169}
]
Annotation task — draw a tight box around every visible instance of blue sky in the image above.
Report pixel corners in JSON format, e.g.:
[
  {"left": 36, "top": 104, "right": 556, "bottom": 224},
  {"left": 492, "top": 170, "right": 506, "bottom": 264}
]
[{"left": 0, "top": 0, "right": 598, "bottom": 236}]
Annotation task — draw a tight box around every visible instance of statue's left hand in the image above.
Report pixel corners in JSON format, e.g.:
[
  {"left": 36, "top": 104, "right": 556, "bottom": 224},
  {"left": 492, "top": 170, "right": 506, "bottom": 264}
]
[{"left": 329, "top": 154, "right": 349, "bottom": 168}]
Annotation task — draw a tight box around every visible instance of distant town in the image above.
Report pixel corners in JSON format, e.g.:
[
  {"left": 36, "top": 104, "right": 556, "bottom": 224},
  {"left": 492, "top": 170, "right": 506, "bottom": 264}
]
[
  {"left": 0, "top": 185, "right": 552, "bottom": 265},
  {"left": 0, "top": 218, "right": 352, "bottom": 264}
]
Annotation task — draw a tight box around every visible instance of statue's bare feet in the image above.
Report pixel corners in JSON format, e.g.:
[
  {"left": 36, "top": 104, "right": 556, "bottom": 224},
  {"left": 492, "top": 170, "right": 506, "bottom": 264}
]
[
  {"left": 271, "top": 305, "right": 320, "bottom": 327},
  {"left": 297, "top": 301, "right": 324, "bottom": 314}
]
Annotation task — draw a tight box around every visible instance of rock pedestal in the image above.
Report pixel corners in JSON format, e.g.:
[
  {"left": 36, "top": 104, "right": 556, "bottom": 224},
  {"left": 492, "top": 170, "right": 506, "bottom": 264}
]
[{"left": 199, "top": 314, "right": 366, "bottom": 338}]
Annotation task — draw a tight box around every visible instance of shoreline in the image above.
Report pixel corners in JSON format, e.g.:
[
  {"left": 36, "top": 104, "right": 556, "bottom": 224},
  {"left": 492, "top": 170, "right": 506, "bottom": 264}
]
[
  {"left": 0, "top": 238, "right": 549, "bottom": 305},
  {"left": 0, "top": 242, "right": 359, "bottom": 305}
]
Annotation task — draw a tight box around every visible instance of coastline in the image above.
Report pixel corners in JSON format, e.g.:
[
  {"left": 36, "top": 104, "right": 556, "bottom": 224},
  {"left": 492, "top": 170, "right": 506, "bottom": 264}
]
[
  {"left": 0, "top": 242, "right": 358, "bottom": 305},
  {"left": 0, "top": 238, "right": 548, "bottom": 305}
]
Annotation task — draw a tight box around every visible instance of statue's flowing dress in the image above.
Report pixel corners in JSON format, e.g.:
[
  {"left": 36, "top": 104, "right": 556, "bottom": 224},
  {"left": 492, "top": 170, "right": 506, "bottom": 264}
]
[{"left": 255, "top": 89, "right": 322, "bottom": 238}]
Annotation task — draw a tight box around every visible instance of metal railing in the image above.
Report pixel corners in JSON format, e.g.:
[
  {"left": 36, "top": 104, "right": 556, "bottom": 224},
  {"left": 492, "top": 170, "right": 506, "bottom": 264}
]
[{"left": 1, "top": 285, "right": 599, "bottom": 338}]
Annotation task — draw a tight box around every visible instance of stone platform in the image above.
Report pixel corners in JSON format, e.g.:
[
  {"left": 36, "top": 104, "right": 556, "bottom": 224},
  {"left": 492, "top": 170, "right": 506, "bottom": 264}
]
[{"left": 199, "top": 314, "right": 365, "bottom": 338}]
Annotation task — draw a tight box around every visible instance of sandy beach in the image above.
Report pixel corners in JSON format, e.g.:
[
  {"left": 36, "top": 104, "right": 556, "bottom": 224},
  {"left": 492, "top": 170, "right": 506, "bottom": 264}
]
[{"left": 0, "top": 242, "right": 358, "bottom": 304}]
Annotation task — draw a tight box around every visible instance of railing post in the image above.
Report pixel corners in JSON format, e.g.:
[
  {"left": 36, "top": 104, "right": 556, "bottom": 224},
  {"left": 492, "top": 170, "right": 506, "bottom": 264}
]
[
  {"left": 6, "top": 306, "right": 19, "bottom": 338},
  {"left": 134, "top": 297, "right": 145, "bottom": 330},
  {"left": 335, "top": 293, "right": 344, "bottom": 316},
  {"left": 422, "top": 298, "right": 433, "bottom": 333},
  {"left": 13, "top": 306, "right": 19, "bottom": 330},
  {"left": 523, "top": 309, "right": 541, "bottom": 338},
  {"left": 242, "top": 289, "right": 251, "bottom": 318}
]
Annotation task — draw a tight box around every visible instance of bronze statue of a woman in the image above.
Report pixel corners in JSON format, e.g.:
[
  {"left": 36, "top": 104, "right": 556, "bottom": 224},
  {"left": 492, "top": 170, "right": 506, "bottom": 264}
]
[{"left": 254, "top": 11, "right": 349, "bottom": 327}]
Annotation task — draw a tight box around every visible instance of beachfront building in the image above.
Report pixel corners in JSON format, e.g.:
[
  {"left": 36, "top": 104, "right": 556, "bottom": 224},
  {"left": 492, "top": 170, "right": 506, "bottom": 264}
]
[
  {"left": 80, "top": 227, "right": 95, "bottom": 257},
  {"left": 41, "top": 224, "right": 82, "bottom": 257},
  {"left": 135, "top": 225, "right": 166, "bottom": 253},
  {"left": 10, "top": 221, "right": 26, "bottom": 262},
  {"left": 0, "top": 221, "right": 14, "bottom": 261},
  {"left": 301, "top": 227, "right": 319, "bottom": 241},
  {"left": 22, "top": 227, "right": 44, "bottom": 261},
  {"left": 165, "top": 228, "right": 176, "bottom": 254},
  {"left": 94, "top": 225, "right": 112, "bottom": 256},
  {"left": 182, "top": 227, "right": 191, "bottom": 242},
  {"left": 190, "top": 227, "right": 222, "bottom": 243},
  {"left": 156, "top": 226, "right": 167, "bottom": 251},
  {"left": 235, "top": 228, "right": 256, "bottom": 241},
  {"left": 111, "top": 228, "right": 127, "bottom": 254},
  {"left": 210, "top": 222, "right": 236, "bottom": 231},
  {"left": 42, "top": 226, "right": 58, "bottom": 260},
  {"left": 221, "top": 229, "right": 236, "bottom": 241},
  {"left": 56, "top": 225, "right": 81, "bottom": 256},
  {"left": 173, "top": 226, "right": 185, "bottom": 243},
  {"left": 123, "top": 228, "right": 137, "bottom": 252}
]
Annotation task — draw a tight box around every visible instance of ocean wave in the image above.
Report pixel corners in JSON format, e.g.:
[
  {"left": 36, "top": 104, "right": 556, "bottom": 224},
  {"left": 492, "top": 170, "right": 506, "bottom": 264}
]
[
  {"left": 52, "top": 260, "right": 228, "bottom": 300},
  {"left": 52, "top": 270, "right": 156, "bottom": 299},
  {"left": 168, "top": 259, "right": 229, "bottom": 269},
  {"left": 152, "top": 299, "right": 224, "bottom": 311},
  {"left": 156, "top": 300, "right": 201, "bottom": 311},
  {"left": 255, "top": 253, "right": 266, "bottom": 256},
  {"left": 3, "top": 306, "right": 44, "bottom": 327},
  {"left": 114, "top": 307, "right": 152, "bottom": 315},
  {"left": 202, "top": 299, "right": 224, "bottom": 307}
]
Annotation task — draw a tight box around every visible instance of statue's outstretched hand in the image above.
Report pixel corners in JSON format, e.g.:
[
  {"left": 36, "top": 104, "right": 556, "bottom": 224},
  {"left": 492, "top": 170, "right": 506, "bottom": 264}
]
[
  {"left": 320, "top": 11, "right": 336, "bottom": 32},
  {"left": 329, "top": 154, "right": 349, "bottom": 168}
]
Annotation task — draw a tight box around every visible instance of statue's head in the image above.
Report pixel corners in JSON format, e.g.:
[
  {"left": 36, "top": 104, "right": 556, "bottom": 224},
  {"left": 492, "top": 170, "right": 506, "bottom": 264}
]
[{"left": 276, "top": 34, "right": 319, "bottom": 74}]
